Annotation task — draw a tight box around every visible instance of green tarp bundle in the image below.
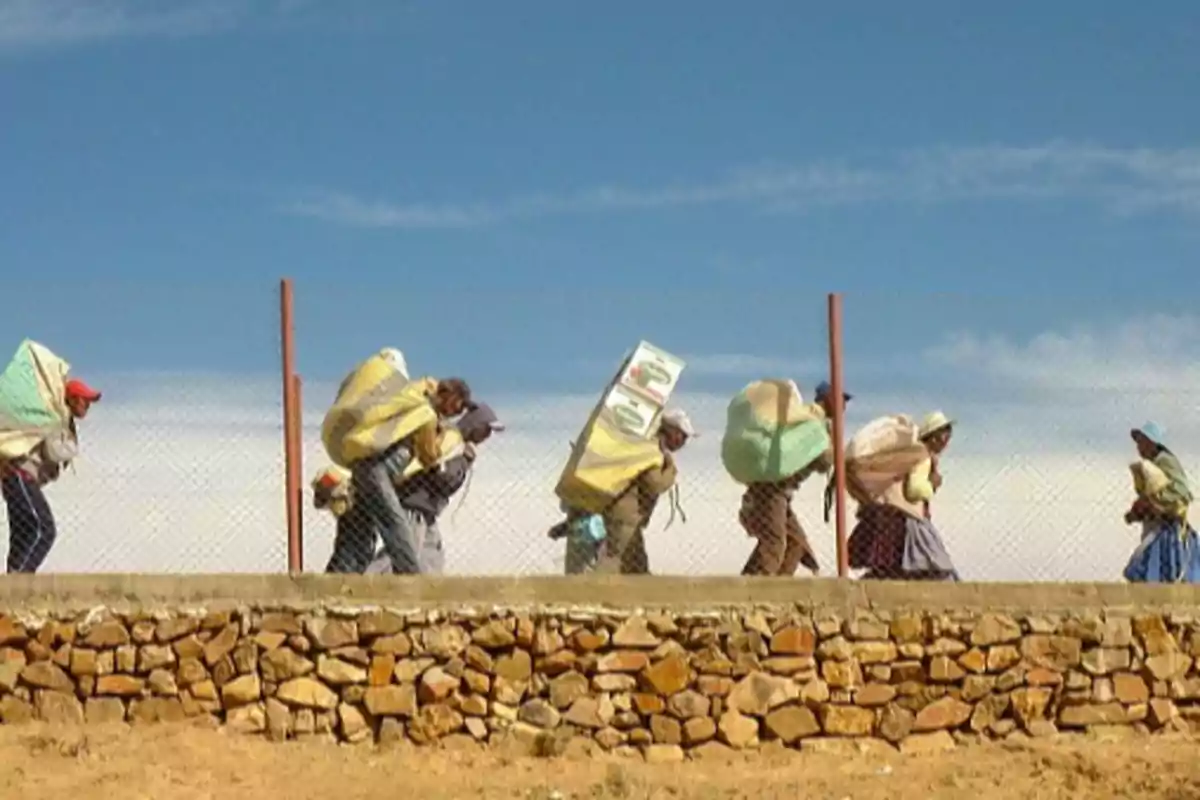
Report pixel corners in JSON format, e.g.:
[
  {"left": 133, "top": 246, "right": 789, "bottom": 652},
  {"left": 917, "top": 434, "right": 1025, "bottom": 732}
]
[
  {"left": 0, "top": 339, "right": 71, "bottom": 462},
  {"left": 721, "top": 379, "right": 831, "bottom": 484}
]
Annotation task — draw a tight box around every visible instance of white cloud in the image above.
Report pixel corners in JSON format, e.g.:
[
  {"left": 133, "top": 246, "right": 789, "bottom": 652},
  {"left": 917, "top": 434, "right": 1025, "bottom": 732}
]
[
  {"left": 927, "top": 314, "right": 1200, "bottom": 394},
  {"left": 0, "top": 0, "right": 334, "bottom": 50},
  {"left": 287, "top": 143, "right": 1200, "bottom": 230},
  {"left": 3, "top": 313, "right": 1197, "bottom": 582}
]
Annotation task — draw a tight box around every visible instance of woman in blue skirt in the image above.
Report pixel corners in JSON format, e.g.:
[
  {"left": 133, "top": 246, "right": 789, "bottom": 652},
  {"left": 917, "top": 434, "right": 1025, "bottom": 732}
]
[{"left": 1123, "top": 422, "right": 1200, "bottom": 583}]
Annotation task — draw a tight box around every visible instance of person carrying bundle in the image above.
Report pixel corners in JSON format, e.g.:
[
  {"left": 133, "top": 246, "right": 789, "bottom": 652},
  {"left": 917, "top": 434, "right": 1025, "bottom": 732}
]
[
  {"left": 321, "top": 348, "right": 472, "bottom": 575},
  {"left": 595, "top": 408, "right": 694, "bottom": 574},
  {"left": 0, "top": 341, "right": 101, "bottom": 574},
  {"left": 1123, "top": 422, "right": 1200, "bottom": 583},
  {"left": 322, "top": 400, "right": 503, "bottom": 574},
  {"left": 551, "top": 408, "right": 694, "bottom": 574},
  {"left": 722, "top": 379, "right": 834, "bottom": 577},
  {"left": 846, "top": 411, "right": 960, "bottom": 581}
]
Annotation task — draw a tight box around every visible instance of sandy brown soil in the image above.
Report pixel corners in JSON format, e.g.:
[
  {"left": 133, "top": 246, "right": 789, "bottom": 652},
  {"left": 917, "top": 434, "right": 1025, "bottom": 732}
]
[{"left": 1, "top": 724, "right": 1198, "bottom": 800}]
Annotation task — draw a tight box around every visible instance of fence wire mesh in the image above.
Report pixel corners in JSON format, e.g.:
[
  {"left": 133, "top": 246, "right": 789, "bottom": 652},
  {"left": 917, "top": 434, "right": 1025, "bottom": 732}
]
[{"left": 1, "top": 288, "right": 1193, "bottom": 581}]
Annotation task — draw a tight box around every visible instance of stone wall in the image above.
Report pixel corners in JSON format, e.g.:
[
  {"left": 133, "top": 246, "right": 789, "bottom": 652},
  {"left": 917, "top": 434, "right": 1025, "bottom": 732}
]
[{"left": 0, "top": 576, "right": 1198, "bottom": 759}]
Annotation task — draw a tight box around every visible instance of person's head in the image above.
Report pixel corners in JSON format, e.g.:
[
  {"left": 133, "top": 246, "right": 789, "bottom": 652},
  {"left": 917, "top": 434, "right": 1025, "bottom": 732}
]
[
  {"left": 457, "top": 402, "right": 505, "bottom": 445},
  {"left": 64, "top": 379, "right": 101, "bottom": 420},
  {"left": 658, "top": 408, "right": 696, "bottom": 453},
  {"left": 433, "top": 378, "right": 471, "bottom": 418},
  {"left": 1132, "top": 422, "right": 1167, "bottom": 460},
  {"left": 813, "top": 380, "right": 852, "bottom": 418},
  {"left": 919, "top": 411, "right": 953, "bottom": 455}
]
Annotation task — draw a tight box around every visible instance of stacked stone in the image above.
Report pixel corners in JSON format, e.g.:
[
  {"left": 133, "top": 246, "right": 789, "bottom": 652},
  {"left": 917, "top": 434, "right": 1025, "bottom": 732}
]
[{"left": 0, "top": 606, "right": 1196, "bottom": 757}]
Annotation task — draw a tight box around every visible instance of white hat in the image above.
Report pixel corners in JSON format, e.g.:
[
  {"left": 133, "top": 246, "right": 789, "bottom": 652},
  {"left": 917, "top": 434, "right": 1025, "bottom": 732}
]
[
  {"left": 660, "top": 408, "right": 697, "bottom": 437},
  {"left": 919, "top": 411, "right": 954, "bottom": 439}
]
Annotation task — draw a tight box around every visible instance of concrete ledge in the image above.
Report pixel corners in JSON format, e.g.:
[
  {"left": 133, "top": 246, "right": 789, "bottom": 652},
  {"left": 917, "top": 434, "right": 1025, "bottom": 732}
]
[{"left": 0, "top": 574, "right": 1199, "bottom": 613}]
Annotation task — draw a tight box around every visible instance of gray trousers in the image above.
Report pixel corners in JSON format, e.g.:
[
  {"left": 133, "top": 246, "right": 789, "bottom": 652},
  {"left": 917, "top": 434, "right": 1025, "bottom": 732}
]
[
  {"left": 366, "top": 514, "right": 442, "bottom": 575},
  {"left": 351, "top": 443, "right": 421, "bottom": 574},
  {"left": 564, "top": 535, "right": 600, "bottom": 575},
  {"left": 420, "top": 521, "right": 445, "bottom": 574}
]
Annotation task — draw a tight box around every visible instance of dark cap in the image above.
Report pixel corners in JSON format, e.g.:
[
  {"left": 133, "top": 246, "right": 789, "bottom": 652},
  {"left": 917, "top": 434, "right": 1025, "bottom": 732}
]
[
  {"left": 457, "top": 402, "right": 504, "bottom": 439},
  {"left": 814, "top": 380, "right": 851, "bottom": 402}
]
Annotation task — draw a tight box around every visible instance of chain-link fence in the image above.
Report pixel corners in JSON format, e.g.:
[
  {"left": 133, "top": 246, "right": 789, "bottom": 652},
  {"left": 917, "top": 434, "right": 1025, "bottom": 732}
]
[
  {"left": 298, "top": 290, "right": 1200, "bottom": 583},
  {"left": 2, "top": 286, "right": 1193, "bottom": 581}
]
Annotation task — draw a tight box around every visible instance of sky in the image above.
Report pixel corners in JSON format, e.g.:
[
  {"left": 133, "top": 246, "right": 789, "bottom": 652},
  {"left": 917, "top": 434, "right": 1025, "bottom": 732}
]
[{"left": 1, "top": 0, "right": 1199, "bottom": 579}]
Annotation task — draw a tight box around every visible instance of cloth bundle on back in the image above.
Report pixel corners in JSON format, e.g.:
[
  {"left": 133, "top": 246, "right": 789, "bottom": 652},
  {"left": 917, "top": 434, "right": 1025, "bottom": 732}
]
[
  {"left": 843, "top": 414, "right": 930, "bottom": 510},
  {"left": 721, "top": 379, "right": 830, "bottom": 485},
  {"left": 0, "top": 340, "right": 72, "bottom": 464}
]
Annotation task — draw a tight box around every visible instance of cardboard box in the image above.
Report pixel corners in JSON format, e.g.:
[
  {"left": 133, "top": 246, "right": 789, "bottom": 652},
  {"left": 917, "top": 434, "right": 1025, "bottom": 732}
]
[
  {"left": 554, "top": 341, "right": 686, "bottom": 513},
  {"left": 616, "top": 340, "right": 686, "bottom": 405}
]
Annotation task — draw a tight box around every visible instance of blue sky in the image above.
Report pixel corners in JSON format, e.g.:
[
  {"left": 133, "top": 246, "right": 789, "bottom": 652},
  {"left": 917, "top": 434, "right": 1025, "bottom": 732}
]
[
  {"left": 2, "top": 1, "right": 1200, "bottom": 577},
  {"left": 3, "top": 0, "right": 1199, "bottom": 396}
]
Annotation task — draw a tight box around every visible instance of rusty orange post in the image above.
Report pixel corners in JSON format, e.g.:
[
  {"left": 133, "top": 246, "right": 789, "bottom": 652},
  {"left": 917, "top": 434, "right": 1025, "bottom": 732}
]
[
  {"left": 292, "top": 373, "right": 305, "bottom": 571},
  {"left": 280, "top": 278, "right": 302, "bottom": 573},
  {"left": 827, "top": 293, "right": 849, "bottom": 578}
]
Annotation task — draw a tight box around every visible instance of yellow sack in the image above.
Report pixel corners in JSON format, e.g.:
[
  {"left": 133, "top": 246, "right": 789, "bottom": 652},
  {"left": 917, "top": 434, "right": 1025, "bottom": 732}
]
[
  {"left": 321, "top": 351, "right": 439, "bottom": 468},
  {"left": 1131, "top": 459, "right": 1171, "bottom": 497},
  {"left": 844, "top": 415, "right": 929, "bottom": 505},
  {"left": 555, "top": 394, "right": 665, "bottom": 515},
  {"left": 400, "top": 426, "right": 465, "bottom": 481}
]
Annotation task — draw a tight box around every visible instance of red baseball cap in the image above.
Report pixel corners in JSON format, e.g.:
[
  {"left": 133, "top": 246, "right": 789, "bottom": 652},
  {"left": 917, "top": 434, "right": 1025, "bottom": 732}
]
[{"left": 65, "top": 379, "right": 102, "bottom": 402}]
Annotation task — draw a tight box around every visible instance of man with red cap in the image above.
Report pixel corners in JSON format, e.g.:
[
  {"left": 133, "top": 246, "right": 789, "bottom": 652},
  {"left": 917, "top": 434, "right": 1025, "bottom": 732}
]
[{"left": 0, "top": 378, "right": 101, "bottom": 573}]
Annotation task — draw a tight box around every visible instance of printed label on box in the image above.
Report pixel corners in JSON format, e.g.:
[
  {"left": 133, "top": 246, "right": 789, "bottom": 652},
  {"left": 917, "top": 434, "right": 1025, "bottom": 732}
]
[
  {"left": 601, "top": 385, "right": 660, "bottom": 439},
  {"left": 617, "top": 340, "right": 686, "bottom": 405}
]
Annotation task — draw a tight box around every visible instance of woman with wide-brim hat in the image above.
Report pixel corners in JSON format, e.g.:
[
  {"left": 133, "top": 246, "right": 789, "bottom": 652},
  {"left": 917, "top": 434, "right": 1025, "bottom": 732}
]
[
  {"left": 847, "top": 411, "right": 960, "bottom": 581},
  {"left": 1122, "top": 422, "right": 1200, "bottom": 583}
]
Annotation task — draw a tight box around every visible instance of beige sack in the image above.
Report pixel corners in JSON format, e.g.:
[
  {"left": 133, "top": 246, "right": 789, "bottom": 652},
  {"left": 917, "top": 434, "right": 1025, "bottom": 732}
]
[{"left": 845, "top": 414, "right": 929, "bottom": 504}]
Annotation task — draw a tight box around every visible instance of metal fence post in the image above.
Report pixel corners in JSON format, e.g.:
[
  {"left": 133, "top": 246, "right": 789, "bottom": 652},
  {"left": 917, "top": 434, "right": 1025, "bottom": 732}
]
[
  {"left": 280, "top": 278, "right": 302, "bottom": 573},
  {"left": 827, "top": 293, "right": 849, "bottom": 578}
]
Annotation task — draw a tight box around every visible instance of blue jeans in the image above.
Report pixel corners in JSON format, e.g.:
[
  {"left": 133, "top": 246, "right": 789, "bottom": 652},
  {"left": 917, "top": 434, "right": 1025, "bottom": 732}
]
[{"left": 350, "top": 443, "right": 421, "bottom": 574}]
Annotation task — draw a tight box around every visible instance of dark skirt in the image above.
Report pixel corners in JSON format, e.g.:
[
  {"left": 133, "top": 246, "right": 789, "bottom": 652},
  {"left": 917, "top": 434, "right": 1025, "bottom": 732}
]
[{"left": 848, "top": 503, "right": 959, "bottom": 581}]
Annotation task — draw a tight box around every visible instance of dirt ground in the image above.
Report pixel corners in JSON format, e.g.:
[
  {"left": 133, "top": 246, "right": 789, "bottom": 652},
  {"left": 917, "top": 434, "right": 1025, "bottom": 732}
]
[{"left": 1, "top": 724, "right": 1198, "bottom": 800}]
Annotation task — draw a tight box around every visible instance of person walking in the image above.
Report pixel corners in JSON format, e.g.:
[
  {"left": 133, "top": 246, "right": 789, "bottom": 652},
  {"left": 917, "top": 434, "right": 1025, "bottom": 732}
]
[
  {"left": 359, "top": 401, "right": 505, "bottom": 574},
  {"left": 1, "top": 378, "right": 101, "bottom": 573},
  {"left": 1123, "top": 422, "right": 1200, "bottom": 583},
  {"left": 740, "top": 449, "right": 831, "bottom": 576},
  {"left": 847, "top": 411, "right": 960, "bottom": 581},
  {"left": 593, "top": 408, "right": 695, "bottom": 575}
]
